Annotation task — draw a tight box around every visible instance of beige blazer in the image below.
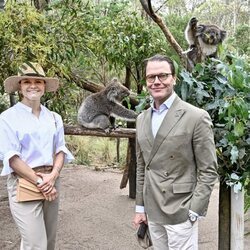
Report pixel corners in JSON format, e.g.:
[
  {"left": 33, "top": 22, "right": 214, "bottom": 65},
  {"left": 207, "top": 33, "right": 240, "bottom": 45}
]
[{"left": 136, "top": 95, "right": 218, "bottom": 225}]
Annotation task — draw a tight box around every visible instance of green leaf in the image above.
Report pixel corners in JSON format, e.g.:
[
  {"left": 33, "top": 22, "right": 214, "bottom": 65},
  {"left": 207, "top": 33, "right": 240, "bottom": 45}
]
[
  {"left": 230, "top": 146, "right": 239, "bottom": 164},
  {"left": 234, "top": 121, "right": 245, "bottom": 137}
]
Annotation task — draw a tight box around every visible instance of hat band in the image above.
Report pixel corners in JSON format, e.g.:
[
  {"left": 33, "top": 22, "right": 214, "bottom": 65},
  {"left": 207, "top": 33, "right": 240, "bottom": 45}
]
[{"left": 22, "top": 73, "right": 45, "bottom": 77}]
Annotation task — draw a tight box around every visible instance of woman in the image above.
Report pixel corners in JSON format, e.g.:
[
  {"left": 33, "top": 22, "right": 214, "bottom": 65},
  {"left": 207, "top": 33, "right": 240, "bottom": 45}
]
[{"left": 0, "top": 62, "right": 74, "bottom": 250}]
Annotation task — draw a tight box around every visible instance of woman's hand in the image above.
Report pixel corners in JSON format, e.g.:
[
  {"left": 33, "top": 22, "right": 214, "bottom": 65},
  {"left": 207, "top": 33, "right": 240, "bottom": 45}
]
[
  {"left": 36, "top": 172, "right": 58, "bottom": 194},
  {"left": 43, "top": 187, "right": 58, "bottom": 201}
]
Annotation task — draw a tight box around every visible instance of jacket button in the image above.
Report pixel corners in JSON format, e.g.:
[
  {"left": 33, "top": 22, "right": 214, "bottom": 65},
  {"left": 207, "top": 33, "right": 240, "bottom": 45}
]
[{"left": 170, "top": 155, "right": 174, "bottom": 159}]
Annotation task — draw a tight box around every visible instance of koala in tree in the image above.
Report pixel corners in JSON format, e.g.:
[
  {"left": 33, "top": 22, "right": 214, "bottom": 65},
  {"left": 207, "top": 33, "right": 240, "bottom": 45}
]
[
  {"left": 185, "top": 17, "right": 226, "bottom": 70},
  {"left": 77, "top": 78, "right": 137, "bottom": 132}
]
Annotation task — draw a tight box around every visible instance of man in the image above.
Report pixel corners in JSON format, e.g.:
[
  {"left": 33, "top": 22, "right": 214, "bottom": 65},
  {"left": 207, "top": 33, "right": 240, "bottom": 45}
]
[{"left": 133, "top": 54, "right": 218, "bottom": 249}]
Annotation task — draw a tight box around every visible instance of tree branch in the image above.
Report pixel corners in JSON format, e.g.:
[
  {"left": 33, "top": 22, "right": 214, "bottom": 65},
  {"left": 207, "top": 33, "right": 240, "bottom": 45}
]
[
  {"left": 70, "top": 68, "right": 139, "bottom": 106},
  {"left": 64, "top": 124, "right": 136, "bottom": 139},
  {"left": 140, "top": 0, "right": 190, "bottom": 68}
]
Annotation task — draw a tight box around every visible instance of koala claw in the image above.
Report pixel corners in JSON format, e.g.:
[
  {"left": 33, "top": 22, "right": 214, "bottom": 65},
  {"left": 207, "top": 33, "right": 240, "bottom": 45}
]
[
  {"left": 190, "top": 17, "right": 198, "bottom": 27},
  {"left": 104, "top": 127, "right": 112, "bottom": 133}
]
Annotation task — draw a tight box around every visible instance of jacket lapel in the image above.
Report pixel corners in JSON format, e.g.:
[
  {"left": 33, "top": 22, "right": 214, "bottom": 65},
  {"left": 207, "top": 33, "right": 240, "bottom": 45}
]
[
  {"left": 146, "top": 96, "right": 185, "bottom": 166},
  {"left": 143, "top": 107, "right": 154, "bottom": 147}
]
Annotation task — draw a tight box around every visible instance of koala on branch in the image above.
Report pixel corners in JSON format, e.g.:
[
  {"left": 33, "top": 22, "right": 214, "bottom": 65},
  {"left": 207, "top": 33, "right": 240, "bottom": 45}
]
[
  {"left": 77, "top": 78, "right": 138, "bottom": 133},
  {"left": 184, "top": 17, "right": 226, "bottom": 71}
]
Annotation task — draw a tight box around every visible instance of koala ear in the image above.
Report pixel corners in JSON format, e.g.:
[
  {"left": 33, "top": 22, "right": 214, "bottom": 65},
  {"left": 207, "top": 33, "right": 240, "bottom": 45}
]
[
  {"left": 196, "top": 25, "right": 205, "bottom": 36},
  {"left": 220, "top": 30, "right": 227, "bottom": 41},
  {"left": 111, "top": 77, "right": 119, "bottom": 84}
]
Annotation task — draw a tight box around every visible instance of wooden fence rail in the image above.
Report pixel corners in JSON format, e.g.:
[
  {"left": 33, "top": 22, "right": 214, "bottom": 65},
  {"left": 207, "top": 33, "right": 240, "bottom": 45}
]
[{"left": 64, "top": 125, "right": 136, "bottom": 138}]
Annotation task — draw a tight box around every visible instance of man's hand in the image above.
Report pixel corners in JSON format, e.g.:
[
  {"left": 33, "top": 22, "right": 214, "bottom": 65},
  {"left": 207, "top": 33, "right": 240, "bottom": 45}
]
[{"left": 132, "top": 213, "right": 147, "bottom": 228}]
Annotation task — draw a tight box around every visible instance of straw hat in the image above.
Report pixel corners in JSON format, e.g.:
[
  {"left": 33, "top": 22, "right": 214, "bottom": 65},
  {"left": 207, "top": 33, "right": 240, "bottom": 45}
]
[{"left": 4, "top": 62, "right": 59, "bottom": 93}]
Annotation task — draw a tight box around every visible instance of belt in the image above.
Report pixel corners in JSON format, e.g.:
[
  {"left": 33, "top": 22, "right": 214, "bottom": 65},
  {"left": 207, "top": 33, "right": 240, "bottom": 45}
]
[
  {"left": 33, "top": 165, "right": 53, "bottom": 173},
  {"left": 12, "top": 165, "right": 53, "bottom": 176}
]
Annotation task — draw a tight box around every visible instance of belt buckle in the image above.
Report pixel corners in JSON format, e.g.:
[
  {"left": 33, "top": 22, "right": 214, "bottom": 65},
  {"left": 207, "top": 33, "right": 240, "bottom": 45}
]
[
  {"left": 44, "top": 165, "right": 53, "bottom": 173},
  {"left": 34, "top": 165, "right": 52, "bottom": 173}
]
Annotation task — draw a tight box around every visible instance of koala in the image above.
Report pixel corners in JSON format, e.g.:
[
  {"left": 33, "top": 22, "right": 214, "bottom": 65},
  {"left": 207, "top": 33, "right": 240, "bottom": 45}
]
[
  {"left": 77, "top": 78, "right": 137, "bottom": 132},
  {"left": 185, "top": 17, "right": 226, "bottom": 70}
]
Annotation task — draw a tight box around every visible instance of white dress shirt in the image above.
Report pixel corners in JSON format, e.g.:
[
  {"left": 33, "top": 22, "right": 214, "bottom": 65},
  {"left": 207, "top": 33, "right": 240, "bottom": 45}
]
[
  {"left": 151, "top": 92, "right": 176, "bottom": 138},
  {"left": 0, "top": 102, "right": 74, "bottom": 176}
]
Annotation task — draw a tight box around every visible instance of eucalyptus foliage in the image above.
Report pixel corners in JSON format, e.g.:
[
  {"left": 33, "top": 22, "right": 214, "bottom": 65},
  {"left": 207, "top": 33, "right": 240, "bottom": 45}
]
[
  {"left": 0, "top": 94, "right": 8, "bottom": 113},
  {"left": 77, "top": 0, "right": 169, "bottom": 84},
  {"left": 176, "top": 54, "right": 250, "bottom": 191},
  {"left": 0, "top": 0, "right": 172, "bottom": 121},
  {"left": 0, "top": 2, "right": 79, "bottom": 120}
]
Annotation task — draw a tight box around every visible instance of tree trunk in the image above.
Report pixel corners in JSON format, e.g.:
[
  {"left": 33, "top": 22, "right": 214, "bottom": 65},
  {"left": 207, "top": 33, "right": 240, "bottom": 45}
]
[
  {"left": 219, "top": 182, "right": 230, "bottom": 250},
  {"left": 124, "top": 66, "right": 131, "bottom": 89},
  {"left": 0, "top": 0, "right": 4, "bottom": 10},
  {"left": 33, "top": 0, "right": 50, "bottom": 11},
  {"left": 135, "top": 64, "right": 143, "bottom": 94},
  {"left": 9, "top": 94, "right": 16, "bottom": 107}
]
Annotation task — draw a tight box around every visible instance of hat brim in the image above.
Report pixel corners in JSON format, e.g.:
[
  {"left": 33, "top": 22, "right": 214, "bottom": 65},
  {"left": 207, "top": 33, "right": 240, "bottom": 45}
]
[{"left": 4, "top": 76, "right": 60, "bottom": 94}]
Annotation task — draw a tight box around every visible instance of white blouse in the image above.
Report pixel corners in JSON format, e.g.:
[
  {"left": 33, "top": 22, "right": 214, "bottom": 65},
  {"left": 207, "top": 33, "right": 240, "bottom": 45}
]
[{"left": 0, "top": 102, "right": 74, "bottom": 176}]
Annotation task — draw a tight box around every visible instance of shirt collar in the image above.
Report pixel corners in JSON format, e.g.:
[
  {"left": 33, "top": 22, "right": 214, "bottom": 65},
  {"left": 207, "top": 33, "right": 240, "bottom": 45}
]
[
  {"left": 16, "top": 102, "right": 44, "bottom": 113},
  {"left": 151, "top": 91, "right": 176, "bottom": 111},
  {"left": 16, "top": 102, "right": 33, "bottom": 113}
]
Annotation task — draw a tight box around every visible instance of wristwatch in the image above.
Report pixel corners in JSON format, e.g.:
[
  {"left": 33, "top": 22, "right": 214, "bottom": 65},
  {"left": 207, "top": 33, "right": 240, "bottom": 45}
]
[
  {"left": 188, "top": 213, "right": 198, "bottom": 223},
  {"left": 36, "top": 177, "right": 43, "bottom": 186}
]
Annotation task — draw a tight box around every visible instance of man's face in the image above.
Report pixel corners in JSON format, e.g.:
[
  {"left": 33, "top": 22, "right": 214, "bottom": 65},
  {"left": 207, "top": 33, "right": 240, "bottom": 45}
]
[
  {"left": 19, "top": 78, "right": 45, "bottom": 101},
  {"left": 146, "top": 61, "right": 176, "bottom": 107}
]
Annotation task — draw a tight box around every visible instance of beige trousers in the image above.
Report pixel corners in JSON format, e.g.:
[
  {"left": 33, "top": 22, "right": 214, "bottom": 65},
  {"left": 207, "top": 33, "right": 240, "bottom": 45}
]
[
  {"left": 7, "top": 173, "right": 60, "bottom": 250},
  {"left": 148, "top": 219, "right": 198, "bottom": 250}
]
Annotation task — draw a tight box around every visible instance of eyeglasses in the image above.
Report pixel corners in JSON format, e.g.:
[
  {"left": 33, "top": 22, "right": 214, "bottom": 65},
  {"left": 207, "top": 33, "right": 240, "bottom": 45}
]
[{"left": 146, "top": 73, "right": 172, "bottom": 83}]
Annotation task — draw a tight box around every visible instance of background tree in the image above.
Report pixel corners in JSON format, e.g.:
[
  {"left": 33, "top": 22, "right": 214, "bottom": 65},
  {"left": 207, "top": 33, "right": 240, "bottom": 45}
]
[{"left": 0, "top": 0, "right": 4, "bottom": 10}]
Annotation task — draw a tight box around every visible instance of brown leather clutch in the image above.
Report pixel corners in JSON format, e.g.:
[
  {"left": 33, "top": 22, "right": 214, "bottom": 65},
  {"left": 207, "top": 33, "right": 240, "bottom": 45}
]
[{"left": 16, "top": 178, "right": 45, "bottom": 202}]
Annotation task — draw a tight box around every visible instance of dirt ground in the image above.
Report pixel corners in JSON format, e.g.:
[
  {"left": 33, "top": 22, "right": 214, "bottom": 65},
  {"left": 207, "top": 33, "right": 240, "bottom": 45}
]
[{"left": 0, "top": 164, "right": 249, "bottom": 250}]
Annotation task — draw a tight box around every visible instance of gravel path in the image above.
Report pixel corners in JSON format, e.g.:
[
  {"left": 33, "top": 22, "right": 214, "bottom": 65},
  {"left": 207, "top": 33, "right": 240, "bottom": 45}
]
[{"left": 0, "top": 165, "right": 249, "bottom": 250}]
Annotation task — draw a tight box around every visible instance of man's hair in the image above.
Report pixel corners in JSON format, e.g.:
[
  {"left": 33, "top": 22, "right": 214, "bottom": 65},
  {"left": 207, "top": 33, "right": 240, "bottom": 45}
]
[{"left": 144, "top": 54, "right": 176, "bottom": 76}]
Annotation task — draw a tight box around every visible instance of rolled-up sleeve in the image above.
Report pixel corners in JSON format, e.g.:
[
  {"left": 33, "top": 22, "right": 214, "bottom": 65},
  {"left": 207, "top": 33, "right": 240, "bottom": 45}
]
[
  {"left": 54, "top": 114, "right": 74, "bottom": 163},
  {"left": 0, "top": 118, "right": 21, "bottom": 176}
]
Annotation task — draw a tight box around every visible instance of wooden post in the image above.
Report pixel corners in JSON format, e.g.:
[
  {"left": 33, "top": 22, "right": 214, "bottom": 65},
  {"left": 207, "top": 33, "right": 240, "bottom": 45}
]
[
  {"left": 230, "top": 188, "right": 244, "bottom": 250},
  {"left": 128, "top": 138, "right": 136, "bottom": 199},
  {"left": 116, "top": 138, "right": 120, "bottom": 163},
  {"left": 119, "top": 143, "right": 130, "bottom": 190},
  {"left": 219, "top": 182, "right": 230, "bottom": 250}
]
